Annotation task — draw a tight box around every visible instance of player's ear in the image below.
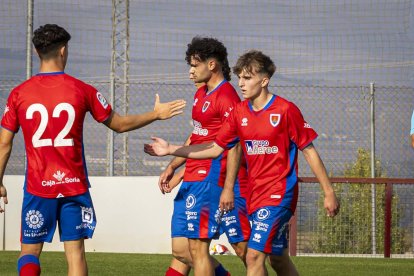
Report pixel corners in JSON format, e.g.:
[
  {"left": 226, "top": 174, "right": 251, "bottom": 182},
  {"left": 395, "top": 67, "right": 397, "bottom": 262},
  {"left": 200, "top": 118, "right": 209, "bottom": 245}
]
[
  {"left": 59, "top": 45, "right": 66, "bottom": 57},
  {"left": 261, "top": 76, "right": 270, "bottom": 88},
  {"left": 207, "top": 59, "right": 216, "bottom": 71}
]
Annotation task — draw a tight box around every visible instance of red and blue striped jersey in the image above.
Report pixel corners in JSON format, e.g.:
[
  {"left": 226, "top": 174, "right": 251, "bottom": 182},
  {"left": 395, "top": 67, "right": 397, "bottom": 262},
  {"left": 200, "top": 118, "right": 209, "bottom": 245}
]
[
  {"left": 215, "top": 94, "right": 317, "bottom": 214},
  {"left": 1, "top": 72, "right": 112, "bottom": 198}
]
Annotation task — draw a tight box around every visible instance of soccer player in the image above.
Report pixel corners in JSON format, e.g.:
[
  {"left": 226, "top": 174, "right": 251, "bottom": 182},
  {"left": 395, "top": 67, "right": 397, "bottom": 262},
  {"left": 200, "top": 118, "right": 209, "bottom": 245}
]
[
  {"left": 161, "top": 68, "right": 249, "bottom": 276},
  {"left": 161, "top": 37, "right": 250, "bottom": 276},
  {"left": 144, "top": 50, "right": 340, "bottom": 276},
  {"left": 411, "top": 110, "right": 414, "bottom": 148},
  {"left": 0, "top": 24, "right": 185, "bottom": 276}
]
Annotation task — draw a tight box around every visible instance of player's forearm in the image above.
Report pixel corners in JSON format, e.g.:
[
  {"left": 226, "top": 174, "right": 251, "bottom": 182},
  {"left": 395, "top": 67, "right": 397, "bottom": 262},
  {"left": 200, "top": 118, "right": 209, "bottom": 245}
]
[
  {"left": 302, "top": 145, "right": 335, "bottom": 196},
  {"left": 224, "top": 143, "right": 241, "bottom": 191},
  {"left": 113, "top": 111, "right": 159, "bottom": 133},
  {"left": 0, "top": 141, "right": 12, "bottom": 182},
  {"left": 169, "top": 142, "right": 223, "bottom": 159},
  {"left": 167, "top": 135, "right": 192, "bottom": 170}
]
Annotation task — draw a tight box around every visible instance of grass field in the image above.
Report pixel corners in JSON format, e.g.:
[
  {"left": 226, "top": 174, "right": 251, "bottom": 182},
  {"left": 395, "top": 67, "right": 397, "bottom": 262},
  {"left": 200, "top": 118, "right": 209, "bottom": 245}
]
[{"left": 1, "top": 251, "right": 414, "bottom": 275}]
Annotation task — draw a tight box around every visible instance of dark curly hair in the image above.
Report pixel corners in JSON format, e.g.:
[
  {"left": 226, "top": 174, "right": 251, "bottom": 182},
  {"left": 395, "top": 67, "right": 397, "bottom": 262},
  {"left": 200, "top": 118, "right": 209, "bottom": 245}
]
[
  {"left": 32, "top": 24, "right": 71, "bottom": 59},
  {"left": 233, "top": 50, "right": 276, "bottom": 78},
  {"left": 185, "top": 36, "right": 231, "bottom": 81}
]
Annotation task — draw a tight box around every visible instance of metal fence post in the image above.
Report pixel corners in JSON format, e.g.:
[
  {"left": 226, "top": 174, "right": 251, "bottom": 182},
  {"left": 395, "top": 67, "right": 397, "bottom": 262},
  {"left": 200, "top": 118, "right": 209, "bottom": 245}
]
[{"left": 370, "top": 82, "right": 377, "bottom": 255}]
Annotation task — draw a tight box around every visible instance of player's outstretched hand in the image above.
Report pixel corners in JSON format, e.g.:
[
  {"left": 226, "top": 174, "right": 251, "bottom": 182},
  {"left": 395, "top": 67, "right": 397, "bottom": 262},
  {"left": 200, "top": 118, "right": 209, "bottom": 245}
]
[
  {"left": 0, "top": 184, "right": 8, "bottom": 213},
  {"left": 324, "top": 191, "right": 340, "bottom": 218},
  {"left": 154, "top": 94, "right": 186, "bottom": 120},
  {"left": 144, "top": 136, "right": 171, "bottom": 156}
]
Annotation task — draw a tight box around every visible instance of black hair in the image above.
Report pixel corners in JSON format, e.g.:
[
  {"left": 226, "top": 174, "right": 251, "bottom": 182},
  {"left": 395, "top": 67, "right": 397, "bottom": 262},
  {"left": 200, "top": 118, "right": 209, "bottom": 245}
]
[
  {"left": 32, "top": 24, "right": 71, "bottom": 59},
  {"left": 185, "top": 36, "right": 231, "bottom": 81}
]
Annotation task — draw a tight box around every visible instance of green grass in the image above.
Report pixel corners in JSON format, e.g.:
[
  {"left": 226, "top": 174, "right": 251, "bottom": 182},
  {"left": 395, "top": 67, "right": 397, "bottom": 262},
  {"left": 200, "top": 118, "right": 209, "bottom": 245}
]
[{"left": 1, "top": 251, "right": 414, "bottom": 275}]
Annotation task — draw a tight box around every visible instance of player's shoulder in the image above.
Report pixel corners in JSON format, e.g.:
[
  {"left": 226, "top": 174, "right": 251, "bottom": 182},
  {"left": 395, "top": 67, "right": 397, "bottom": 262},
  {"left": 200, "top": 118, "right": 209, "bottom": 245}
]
[
  {"left": 217, "top": 81, "right": 240, "bottom": 101},
  {"left": 274, "top": 95, "right": 300, "bottom": 112},
  {"left": 63, "top": 74, "right": 96, "bottom": 91}
]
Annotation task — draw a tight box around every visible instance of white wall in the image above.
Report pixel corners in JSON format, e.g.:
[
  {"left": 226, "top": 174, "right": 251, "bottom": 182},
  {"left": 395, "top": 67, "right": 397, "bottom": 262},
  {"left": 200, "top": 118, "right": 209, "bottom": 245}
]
[{"left": 0, "top": 175, "right": 233, "bottom": 254}]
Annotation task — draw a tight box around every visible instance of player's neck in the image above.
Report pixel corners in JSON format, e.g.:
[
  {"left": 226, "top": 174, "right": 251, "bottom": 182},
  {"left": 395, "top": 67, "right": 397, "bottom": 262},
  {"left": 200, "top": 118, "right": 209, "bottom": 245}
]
[
  {"left": 205, "top": 73, "right": 225, "bottom": 94},
  {"left": 39, "top": 60, "right": 65, "bottom": 73},
  {"left": 250, "top": 90, "right": 272, "bottom": 111}
]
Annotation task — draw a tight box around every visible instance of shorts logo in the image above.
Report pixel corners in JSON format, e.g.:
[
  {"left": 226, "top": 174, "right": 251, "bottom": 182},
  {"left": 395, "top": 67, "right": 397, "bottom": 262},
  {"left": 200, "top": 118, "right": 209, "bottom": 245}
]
[
  {"left": 81, "top": 207, "right": 94, "bottom": 224},
  {"left": 25, "top": 210, "right": 44, "bottom": 229},
  {"left": 96, "top": 92, "right": 109, "bottom": 109},
  {"left": 270, "top": 114, "right": 281, "bottom": 127},
  {"left": 257, "top": 208, "right": 271, "bottom": 221},
  {"left": 252, "top": 233, "right": 262, "bottom": 242},
  {"left": 202, "top": 101, "right": 210, "bottom": 113},
  {"left": 186, "top": 194, "right": 196, "bottom": 210}
]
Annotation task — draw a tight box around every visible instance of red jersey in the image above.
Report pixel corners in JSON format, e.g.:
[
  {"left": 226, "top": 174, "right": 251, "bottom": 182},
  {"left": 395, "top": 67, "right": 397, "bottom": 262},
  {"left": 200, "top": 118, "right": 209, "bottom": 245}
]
[
  {"left": 184, "top": 80, "right": 247, "bottom": 194},
  {"left": 215, "top": 95, "right": 317, "bottom": 214},
  {"left": 1, "top": 72, "right": 112, "bottom": 198}
]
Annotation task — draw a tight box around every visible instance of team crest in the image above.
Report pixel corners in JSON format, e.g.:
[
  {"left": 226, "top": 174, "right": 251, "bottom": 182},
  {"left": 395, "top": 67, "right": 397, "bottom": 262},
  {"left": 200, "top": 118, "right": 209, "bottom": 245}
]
[
  {"left": 270, "top": 114, "right": 281, "bottom": 127},
  {"left": 202, "top": 101, "right": 210, "bottom": 113}
]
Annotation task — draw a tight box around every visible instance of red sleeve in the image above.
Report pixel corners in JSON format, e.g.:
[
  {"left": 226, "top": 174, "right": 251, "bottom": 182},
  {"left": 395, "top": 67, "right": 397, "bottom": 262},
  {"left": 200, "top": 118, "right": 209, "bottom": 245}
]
[
  {"left": 1, "top": 89, "right": 19, "bottom": 133},
  {"left": 287, "top": 102, "right": 318, "bottom": 150},
  {"left": 215, "top": 105, "right": 239, "bottom": 149},
  {"left": 85, "top": 85, "right": 113, "bottom": 123}
]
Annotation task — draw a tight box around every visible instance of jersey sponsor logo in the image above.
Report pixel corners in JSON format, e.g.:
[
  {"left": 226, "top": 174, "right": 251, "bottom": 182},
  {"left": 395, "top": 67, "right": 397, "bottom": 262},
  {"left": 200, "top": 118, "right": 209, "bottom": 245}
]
[
  {"left": 270, "top": 114, "right": 281, "bottom": 127},
  {"left": 245, "top": 140, "right": 278, "bottom": 155},
  {"left": 53, "top": 170, "right": 65, "bottom": 182},
  {"left": 202, "top": 101, "right": 210, "bottom": 113},
  {"left": 241, "top": 118, "right": 248, "bottom": 126},
  {"left": 42, "top": 170, "right": 81, "bottom": 187},
  {"left": 192, "top": 120, "right": 208, "bottom": 136},
  {"left": 96, "top": 92, "right": 109, "bottom": 109},
  {"left": 25, "top": 210, "right": 44, "bottom": 229},
  {"left": 3, "top": 105, "right": 9, "bottom": 115}
]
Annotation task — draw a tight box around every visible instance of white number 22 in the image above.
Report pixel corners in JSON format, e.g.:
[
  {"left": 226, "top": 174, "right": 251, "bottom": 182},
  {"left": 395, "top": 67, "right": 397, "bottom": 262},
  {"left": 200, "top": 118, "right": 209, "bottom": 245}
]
[{"left": 26, "top": 103, "right": 75, "bottom": 148}]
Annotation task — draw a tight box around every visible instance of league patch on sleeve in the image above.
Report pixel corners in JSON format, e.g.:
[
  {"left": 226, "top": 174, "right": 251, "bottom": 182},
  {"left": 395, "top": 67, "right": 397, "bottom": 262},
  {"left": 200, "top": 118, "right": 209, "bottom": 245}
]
[{"left": 96, "top": 92, "right": 109, "bottom": 109}]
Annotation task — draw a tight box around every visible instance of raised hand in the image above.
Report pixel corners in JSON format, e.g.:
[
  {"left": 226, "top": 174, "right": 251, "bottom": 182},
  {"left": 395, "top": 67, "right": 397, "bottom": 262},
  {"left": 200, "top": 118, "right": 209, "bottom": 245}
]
[{"left": 154, "top": 94, "right": 186, "bottom": 120}]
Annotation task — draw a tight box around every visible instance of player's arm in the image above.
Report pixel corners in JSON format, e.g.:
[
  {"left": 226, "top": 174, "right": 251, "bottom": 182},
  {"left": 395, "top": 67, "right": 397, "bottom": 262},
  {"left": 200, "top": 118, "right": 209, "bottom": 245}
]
[
  {"left": 302, "top": 143, "right": 339, "bottom": 217},
  {"left": 158, "top": 135, "right": 191, "bottom": 194},
  {"left": 103, "top": 94, "right": 186, "bottom": 133},
  {"left": 219, "top": 142, "right": 242, "bottom": 212},
  {"left": 144, "top": 137, "right": 224, "bottom": 159},
  {"left": 0, "top": 128, "right": 14, "bottom": 212},
  {"left": 163, "top": 167, "right": 185, "bottom": 193}
]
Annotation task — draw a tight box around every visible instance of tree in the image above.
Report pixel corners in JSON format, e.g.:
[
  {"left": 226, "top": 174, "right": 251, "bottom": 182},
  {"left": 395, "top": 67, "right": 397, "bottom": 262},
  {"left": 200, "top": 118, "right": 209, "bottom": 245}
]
[{"left": 312, "top": 148, "right": 407, "bottom": 254}]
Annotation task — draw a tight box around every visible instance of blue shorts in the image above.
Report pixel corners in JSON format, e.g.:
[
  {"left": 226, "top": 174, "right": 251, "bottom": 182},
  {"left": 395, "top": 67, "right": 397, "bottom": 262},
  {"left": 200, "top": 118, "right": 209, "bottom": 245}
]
[
  {"left": 171, "top": 180, "right": 221, "bottom": 239},
  {"left": 248, "top": 206, "right": 292, "bottom": 255},
  {"left": 220, "top": 195, "right": 251, "bottom": 244},
  {"left": 21, "top": 190, "right": 96, "bottom": 244}
]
